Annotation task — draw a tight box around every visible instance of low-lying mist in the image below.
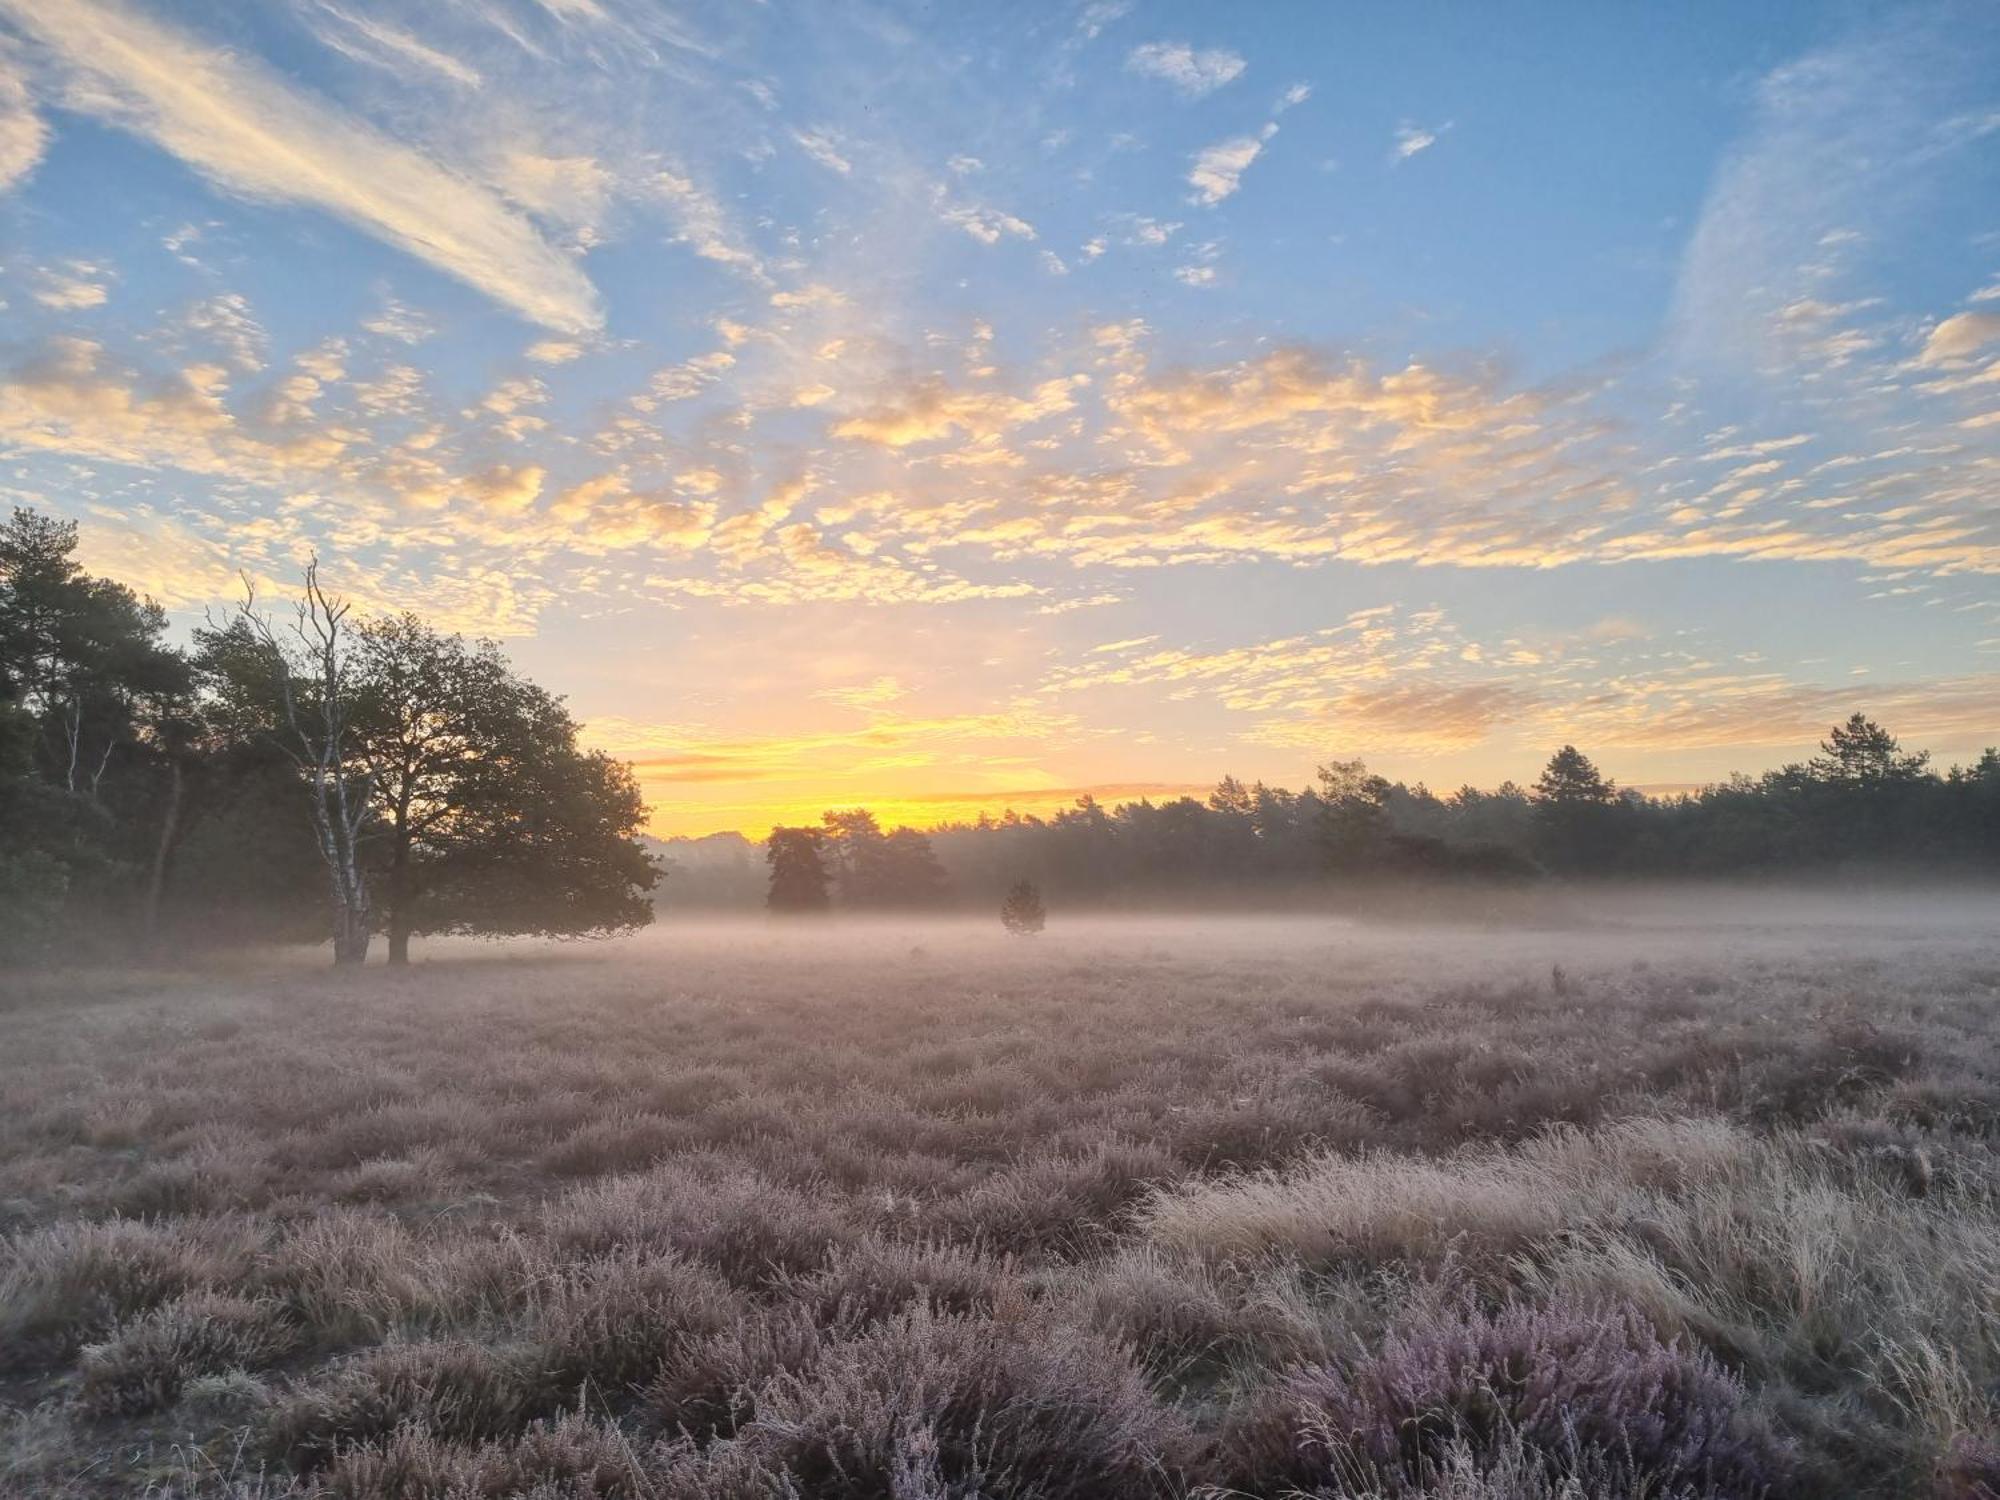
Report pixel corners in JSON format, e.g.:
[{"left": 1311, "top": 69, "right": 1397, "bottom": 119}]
[
  {"left": 5, "top": 880, "right": 1998, "bottom": 1498},
  {"left": 395, "top": 879, "right": 2000, "bottom": 981}
]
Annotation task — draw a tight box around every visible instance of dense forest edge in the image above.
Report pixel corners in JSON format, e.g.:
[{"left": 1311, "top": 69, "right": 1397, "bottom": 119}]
[{"left": 4, "top": 506, "right": 1996, "bottom": 964}]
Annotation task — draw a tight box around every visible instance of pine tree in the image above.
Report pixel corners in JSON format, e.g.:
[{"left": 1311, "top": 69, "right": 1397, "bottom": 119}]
[{"left": 999, "top": 879, "right": 1045, "bottom": 935}]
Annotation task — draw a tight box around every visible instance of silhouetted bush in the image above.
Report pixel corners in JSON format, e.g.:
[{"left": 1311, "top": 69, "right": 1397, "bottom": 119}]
[{"left": 1000, "top": 879, "right": 1046, "bottom": 935}]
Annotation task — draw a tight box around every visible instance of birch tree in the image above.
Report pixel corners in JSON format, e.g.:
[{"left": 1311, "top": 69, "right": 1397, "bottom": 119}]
[{"left": 210, "top": 563, "right": 375, "bottom": 965}]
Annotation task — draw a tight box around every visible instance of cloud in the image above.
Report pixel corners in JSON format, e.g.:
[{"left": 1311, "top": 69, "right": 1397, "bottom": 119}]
[
  {"left": 1920, "top": 310, "right": 2000, "bottom": 365},
  {"left": 1125, "top": 40, "right": 1246, "bottom": 98},
  {"left": 178, "top": 292, "right": 268, "bottom": 371},
  {"left": 30, "top": 262, "right": 108, "bottom": 309},
  {"left": 769, "top": 283, "right": 847, "bottom": 310},
  {"left": 0, "top": 0, "right": 602, "bottom": 331},
  {"left": 361, "top": 296, "right": 435, "bottom": 344},
  {"left": 1668, "top": 16, "right": 1987, "bottom": 374},
  {"left": 0, "top": 45, "right": 46, "bottom": 192},
  {"left": 792, "top": 128, "right": 853, "bottom": 175},
  {"left": 652, "top": 167, "right": 768, "bottom": 281},
  {"left": 1393, "top": 121, "right": 1445, "bottom": 160},
  {"left": 525, "top": 338, "right": 585, "bottom": 364},
  {"left": 1075, "top": 2, "right": 1133, "bottom": 43},
  {"left": 1560, "top": 670, "right": 2000, "bottom": 753},
  {"left": 307, "top": 2, "right": 481, "bottom": 88},
  {"left": 461, "top": 463, "right": 545, "bottom": 514},
  {"left": 831, "top": 375, "right": 1085, "bottom": 449},
  {"left": 936, "top": 197, "right": 1037, "bottom": 245},
  {"left": 816, "top": 675, "right": 907, "bottom": 709},
  {"left": 1188, "top": 129, "right": 1270, "bottom": 205},
  {"left": 496, "top": 151, "right": 612, "bottom": 241}
]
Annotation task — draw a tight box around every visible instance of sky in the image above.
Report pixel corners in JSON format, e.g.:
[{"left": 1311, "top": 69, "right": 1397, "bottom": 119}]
[{"left": 0, "top": 0, "right": 1996, "bottom": 837}]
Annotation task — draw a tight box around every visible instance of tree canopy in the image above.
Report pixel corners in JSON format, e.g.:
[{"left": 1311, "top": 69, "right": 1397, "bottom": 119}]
[
  {"left": 2, "top": 511, "right": 656, "bottom": 966},
  {"left": 680, "top": 719, "right": 2000, "bottom": 915}
]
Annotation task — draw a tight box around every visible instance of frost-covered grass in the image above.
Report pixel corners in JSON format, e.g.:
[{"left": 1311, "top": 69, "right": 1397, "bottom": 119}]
[{"left": 2, "top": 898, "right": 1997, "bottom": 1498}]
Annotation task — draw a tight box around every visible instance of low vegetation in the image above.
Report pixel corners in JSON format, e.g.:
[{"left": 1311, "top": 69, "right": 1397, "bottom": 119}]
[{"left": 2, "top": 906, "right": 1997, "bottom": 1498}]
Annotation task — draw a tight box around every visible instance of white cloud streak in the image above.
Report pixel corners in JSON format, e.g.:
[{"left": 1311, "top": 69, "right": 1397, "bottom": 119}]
[
  {"left": 308, "top": 2, "right": 482, "bottom": 88},
  {"left": 0, "top": 44, "right": 46, "bottom": 191},
  {"left": 0, "top": 0, "right": 602, "bottom": 332}
]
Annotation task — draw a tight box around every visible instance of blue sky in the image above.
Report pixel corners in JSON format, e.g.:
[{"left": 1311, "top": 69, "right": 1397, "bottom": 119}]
[{"left": 0, "top": 0, "right": 1995, "bottom": 833}]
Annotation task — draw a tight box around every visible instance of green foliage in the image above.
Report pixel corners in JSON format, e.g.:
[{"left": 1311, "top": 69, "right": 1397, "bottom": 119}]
[{"left": 2, "top": 510, "right": 655, "bottom": 964}]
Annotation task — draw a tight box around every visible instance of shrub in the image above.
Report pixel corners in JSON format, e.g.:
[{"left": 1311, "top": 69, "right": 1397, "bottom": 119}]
[
  {"left": 1217, "top": 1298, "right": 1791, "bottom": 1498},
  {"left": 728, "top": 1301, "right": 1189, "bottom": 1499},
  {"left": 77, "top": 1292, "right": 298, "bottom": 1417},
  {"left": 786, "top": 1240, "right": 1009, "bottom": 1326},
  {"left": 260, "top": 1339, "right": 538, "bottom": 1472},
  {"left": 530, "top": 1251, "right": 741, "bottom": 1402},
  {"left": 0, "top": 1216, "right": 257, "bottom": 1372},
  {"left": 1000, "top": 881, "right": 1046, "bottom": 936},
  {"left": 313, "top": 1411, "right": 644, "bottom": 1500},
  {"left": 545, "top": 1165, "right": 858, "bottom": 1290}
]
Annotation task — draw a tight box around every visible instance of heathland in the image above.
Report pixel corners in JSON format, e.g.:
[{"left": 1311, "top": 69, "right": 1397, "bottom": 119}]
[{"left": 3, "top": 891, "right": 1998, "bottom": 1498}]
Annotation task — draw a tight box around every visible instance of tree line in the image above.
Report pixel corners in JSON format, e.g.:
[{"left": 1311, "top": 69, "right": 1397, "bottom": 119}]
[
  {"left": 732, "top": 718, "right": 1999, "bottom": 913},
  {"left": 0, "top": 510, "right": 655, "bottom": 966}
]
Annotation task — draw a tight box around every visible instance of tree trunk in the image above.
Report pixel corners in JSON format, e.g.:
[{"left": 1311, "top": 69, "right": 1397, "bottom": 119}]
[
  {"left": 140, "top": 757, "right": 184, "bottom": 952},
  {"left": 333, "top": 906, "right": 371, "bottom": 965}
]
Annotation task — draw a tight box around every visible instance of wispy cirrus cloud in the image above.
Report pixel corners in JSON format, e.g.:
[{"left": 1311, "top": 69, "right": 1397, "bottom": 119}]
[
  {"left": 0, "top": 0, "right": 602, "bottom": 331},
  {"left": 0, "top": 43, "right": 44, "bottom": 191},
  {"left": 304, "top": 1, "right": 482, "bottom": 88}
]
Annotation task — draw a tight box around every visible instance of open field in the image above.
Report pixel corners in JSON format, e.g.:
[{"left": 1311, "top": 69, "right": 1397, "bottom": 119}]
[{"left": 4, "top": 891, "right": 1999, "bottom": 1499}]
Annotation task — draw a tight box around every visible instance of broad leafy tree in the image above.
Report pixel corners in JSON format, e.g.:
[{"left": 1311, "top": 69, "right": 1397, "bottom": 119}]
[{"left": 200, "top": 570, "right": 656, "bottom": 965}]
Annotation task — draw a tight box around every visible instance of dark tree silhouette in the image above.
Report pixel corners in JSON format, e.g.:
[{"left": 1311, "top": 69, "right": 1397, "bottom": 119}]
[
  {"left": 1811, "top": 713, "right": 1930, "bottom": 785},
  {"left": 345, "top": 614, "right": 653, "bottom": 963},
  {"left": 1316, "top": 758, "right": 1392, "bottom": 873},
  {"left": 1535, "top": 745, "right": 1617, "bottom": 805},
  {"left": 2, "top": 509, "right": 192, "bottom": 961},
  {"left": 817, "top": 808, "right": 951, "bottom": 908},
  {"left": 200, "top": 570, "right": 655, "bottom": 964},
  {"left": 766, "top": 826, "right": 832, "bottom": 913},
  {"left": 1532, "top": 745, "right": 1625, "bottom": 873},
  {"left": 1000, "top": 879, "right": 1046, "bottom": 935}
]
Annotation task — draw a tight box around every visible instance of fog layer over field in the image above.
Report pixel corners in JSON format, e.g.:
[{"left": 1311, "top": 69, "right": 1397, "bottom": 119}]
[
  {"left": 3, "top": 888, "right": 1998, "bottom": 1498},
  {"left": 434, "top": 880, "right": 2000, "bottom": 975}
]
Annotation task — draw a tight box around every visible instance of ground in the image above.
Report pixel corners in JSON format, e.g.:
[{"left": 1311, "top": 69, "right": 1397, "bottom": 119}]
[{"left": 2, "top": 888, "right": 1997, "bottom": 1498}]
